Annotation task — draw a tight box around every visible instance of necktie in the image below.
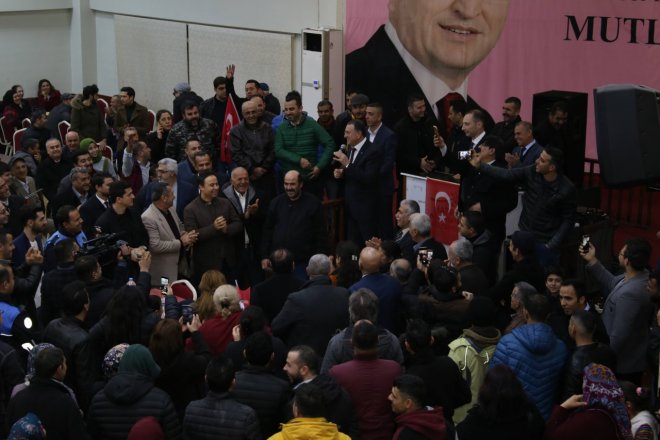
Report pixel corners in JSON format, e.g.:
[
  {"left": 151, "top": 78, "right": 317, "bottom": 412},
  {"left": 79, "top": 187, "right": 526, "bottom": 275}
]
[
  {"left": 394, "top": 230, "right": 404, "bottom": 242},
  {"left": 104, "top": 201, "right": 109, "bottom": 209},
  {"left": 348, "top": 147, "right": 356, "bottom": 164}
]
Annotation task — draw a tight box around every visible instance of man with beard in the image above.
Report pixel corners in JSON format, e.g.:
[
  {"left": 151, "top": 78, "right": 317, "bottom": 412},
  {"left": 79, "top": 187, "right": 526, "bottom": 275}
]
[
  {"left": 283, "top": 345, "right": 357, "bottom": 438},
  {"left": 11, "top": 206, "right": 47, "bottom": 267},
  {"left": 166, "top": 102, "right": 220, "bottom": 163},
  {"left": 491, "top": 97, "right": 522, "bottom": 152},
  {"left": 184, "top": 171, "right": 241, "bottom": 284},
  {"left": 261, "top": 170, "right": 327, "bottom": 279}
]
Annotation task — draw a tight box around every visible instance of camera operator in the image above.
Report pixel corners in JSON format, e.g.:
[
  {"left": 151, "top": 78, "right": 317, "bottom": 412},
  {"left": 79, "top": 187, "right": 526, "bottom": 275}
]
[
  {"left": 43, "top": 205, "right": 86, "bottom": 273},
  {"left": 74, "top": 249, "right": 152, "bottom": 328}
]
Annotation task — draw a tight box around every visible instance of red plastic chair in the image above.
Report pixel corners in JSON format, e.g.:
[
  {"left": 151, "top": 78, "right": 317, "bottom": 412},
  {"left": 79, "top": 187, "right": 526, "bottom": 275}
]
[
  {"left": 96, "top": 98, "right": 108, "bottom": 114},
  {"left": 58, "top": 120, "right": 71, "bottom": 145},
  {"left": 147, "top": 109, "right": 156, "bottom": 132},
  {"left": 101, "top": 144, "right": 113, "bottom": 161},
  {"left": 170, "top": 280, "right": 198, "bottom": 301},
  {"left": 21, "top": 118, "right": 31, "bottom": 129},
  {"left": 12, "top": 128, "right": 27, "bottom": 152}
]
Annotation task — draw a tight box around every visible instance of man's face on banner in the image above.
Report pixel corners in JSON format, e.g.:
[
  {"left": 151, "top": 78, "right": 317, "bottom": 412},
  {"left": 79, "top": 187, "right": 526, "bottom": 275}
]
[{"left": 389, "top": 0, "right": 510, "bottom": 79}]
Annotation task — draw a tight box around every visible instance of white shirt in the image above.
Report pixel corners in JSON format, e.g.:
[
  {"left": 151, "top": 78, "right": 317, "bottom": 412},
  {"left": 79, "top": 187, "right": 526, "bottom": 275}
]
[
  {"left": 96, "top": 194, "right": 109, "bottom": 208},
  {"left": 368, "top": 123, "right": 382, "bottom": 143},
  {"left": 521, "top": 140, "right": 536, "bottom": 156},
  {"left": 385, "top": 21, "right": 468, "bottom": 119},
  {"left": 472, "top": 131, "right": 486, "bottom": 148},
  {"left": 234, "top": 189, "right": 249, "bottom": 245},
  {"left": 348, "top": 137, "right": 368, "bottom": 165}
]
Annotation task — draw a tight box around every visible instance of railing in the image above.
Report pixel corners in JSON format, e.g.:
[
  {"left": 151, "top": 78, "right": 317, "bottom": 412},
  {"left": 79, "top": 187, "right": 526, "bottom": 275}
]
[{"left": 584, "top": 158, "right": 658, "bottom": 228}]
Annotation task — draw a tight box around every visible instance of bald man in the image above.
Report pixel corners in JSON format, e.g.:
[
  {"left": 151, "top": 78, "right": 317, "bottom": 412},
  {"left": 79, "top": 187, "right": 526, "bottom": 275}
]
[{"left": 349, "top": 247, "right": 403, "bottom": 332}]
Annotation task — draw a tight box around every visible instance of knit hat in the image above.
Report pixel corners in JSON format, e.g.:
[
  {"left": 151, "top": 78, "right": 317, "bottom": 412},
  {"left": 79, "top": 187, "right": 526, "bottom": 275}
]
[
  {"left": 7, "top": 413, "right": 46, "bottom": 440},
  {"left": 127, "top": 416, "right": 165, "bottom": 440},
  {"left": 259, "top": 82, "right": 269, "bottom": 92},
  {"left": 102, "top": 343, "right": 129, "bottom": 380},
  {"left": 509, "top": 230, "right": 536, "bottom": 254},
  {"left": 119, "top": 344, "right": 161, "bottom": 380},
  {"left": 350, "top": 93, "right": 369, "bottom": 107},
  {"left": 468, "top": 296, "right": 496, "bottom": 327},
  {"left": 173, "top": 82, "right": 191, "bottom": 93}
]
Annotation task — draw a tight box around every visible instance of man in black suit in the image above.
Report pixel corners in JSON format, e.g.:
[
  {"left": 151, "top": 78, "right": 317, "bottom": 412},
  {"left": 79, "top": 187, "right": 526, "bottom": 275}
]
[
  {"left": 79, "top": 172, "right": 113, "bottom": 238},
  {"left": 51, "top": 167, "right": 91, "bottom": 219},
  {"left": 345, "top": 0, "right": 509, "bottom": 133},
  {"left": 491, "top": 96, "right": 522, "bottom": 153},
  {"left": 271, "top": 254, "right": 350, "bottom": 356},
  {"left": 506, "top": 121, "right": 543, "bottom": 169},
  {"left": 366, "top": 103, "right": 398, "bottom": 239},
  {"left": 459, "top": 136, "right": 517, "bottom": 247},
  {"left": 333, "top": 120, "right": 381, "bottom": 246},
  {"left": 409, "top": 213, "right": 447, "bottom": 262},
  {"left": 250, "top": 249, "right": 305, "bottom": 324}
]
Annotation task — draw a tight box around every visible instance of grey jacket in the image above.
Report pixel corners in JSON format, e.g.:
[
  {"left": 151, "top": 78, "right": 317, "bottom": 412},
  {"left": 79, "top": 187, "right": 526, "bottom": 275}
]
[{"left": 587, "top": 261, "right": 651, "bottom": 374}]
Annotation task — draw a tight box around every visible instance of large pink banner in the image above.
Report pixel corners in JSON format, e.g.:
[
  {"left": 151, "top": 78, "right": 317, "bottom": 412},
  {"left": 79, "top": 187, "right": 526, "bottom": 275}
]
[{"left": 346, "top": 0, "right": 660, "bottom": 160}]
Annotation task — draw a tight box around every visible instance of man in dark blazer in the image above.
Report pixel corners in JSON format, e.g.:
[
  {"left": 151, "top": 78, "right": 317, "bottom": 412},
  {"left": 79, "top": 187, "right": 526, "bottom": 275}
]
[
  {"left": 250, "top": 249, "right": 305, "bottom": 324},
  {"left": 51, "top": 167, "right": 91, "bottom": 220},
  {"left": 221, "top": 167, "right": 265, "bottom": 289},
  {"left": 349, "top": 247, "right": 402, "bottom": 333},
  {"left": 506, "top": 121, "right": 543, "bottom": 168},
  {"left": 459, "top": 136, "right": 518, "bottom": 247},
  {"left": 11, "top": 206, "right": 46, "bottom": 267},
  {"left": 366, "top": 103, "right": 398, "bottom": 240},
  {"left": 79, "top": 172, "right": 113, "bottom": 238},
  {"left": 271, "top": 254, "right": 350, "bottom": 356},
  {"left": 333, "top": 120, "right": 381, "bottom": 246},
  {"left": 135, "top": 158, "right": 197, "bottom": 219}
]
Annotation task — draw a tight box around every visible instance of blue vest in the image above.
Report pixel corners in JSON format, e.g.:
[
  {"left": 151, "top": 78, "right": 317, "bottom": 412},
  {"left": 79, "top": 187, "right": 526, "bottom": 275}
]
[
  {"left": 44, "top": 230, "right": 87, "bottom": 250},
  {"left": 0, "top": 302, "right": 20, "bottom": 336}
]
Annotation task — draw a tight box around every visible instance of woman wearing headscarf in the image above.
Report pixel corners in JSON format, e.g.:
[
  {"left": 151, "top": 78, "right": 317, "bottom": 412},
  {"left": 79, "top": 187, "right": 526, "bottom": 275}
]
[
  {"left": 7, "top": 412, "right": 47, "bottom": 440},
  {"left": 544, "top": 363, "right": 633, "bottom": 440},
  {"left": 620, "top": 382, "right": 658, "bottom": 440},
  {"left": 79, "top": 137, "right": 117, "bottom": 178},
  {"left": 87, "top": 344, "right": 181, "bottom": 439}
]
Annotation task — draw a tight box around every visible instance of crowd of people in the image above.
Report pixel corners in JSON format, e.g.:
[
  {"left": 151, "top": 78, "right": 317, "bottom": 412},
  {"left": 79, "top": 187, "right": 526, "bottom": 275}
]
[{"left": 0, "top": 69, "right": 659, "bottom": 440}]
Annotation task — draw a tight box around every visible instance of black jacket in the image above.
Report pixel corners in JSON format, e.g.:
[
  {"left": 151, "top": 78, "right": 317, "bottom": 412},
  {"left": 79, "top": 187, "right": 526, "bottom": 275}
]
[
  {"left": 39, "top": 262, "right": 78, "bottom": 325},
  {"left": 232, "top": 365, "right": 292, "bottom": 438},
  {"left": 479, "top": 163, "right": 577, "bottom": 249},
  {"left": 561, "top": 342, "right": 617, "bottom": 400},
  {"left": 42, "top": 316, "right": 95, "bottom": 410},
  {"left": 0, "top": 340, "right": 24, "bottom": 436},
  {"left": 87, "top": 372, "right": 181, "bottom": 439},
  {"left": 405, "top": 348, "right": 472, "bottom": 421},
  {"left": 183, "top": 391, "right": 261, "bottom": 440},
  {"left": 154, "top": 331, "right": 211, "bottom": 420},
  {"left": 250, "top": 272, "right": 305, "bottom": 323},
  {"left": 271, "top": 276, "right": 350, "bottom": 356},
  {"left": 7, "top": 377, "right": 90, "bottom": 440},
  {"left": 36, "top": 157, "right": 73, "bottom": 207}
]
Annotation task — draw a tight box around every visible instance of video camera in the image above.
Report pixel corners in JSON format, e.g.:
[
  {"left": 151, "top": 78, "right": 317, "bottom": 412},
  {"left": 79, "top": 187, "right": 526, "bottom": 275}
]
[{"left": 76, "top": 233, "right": 127, "bottom": 265}]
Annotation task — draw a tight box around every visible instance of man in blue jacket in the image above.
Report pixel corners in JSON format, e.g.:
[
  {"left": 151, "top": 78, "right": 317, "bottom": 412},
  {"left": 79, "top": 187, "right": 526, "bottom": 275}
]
[{"left": 491, "top": 293, "right": 567, "bottom": 420}]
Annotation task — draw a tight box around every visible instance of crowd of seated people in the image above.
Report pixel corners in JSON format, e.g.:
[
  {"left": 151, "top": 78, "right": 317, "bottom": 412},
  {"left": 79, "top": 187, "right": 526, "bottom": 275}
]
[{"left": 0, "top": 70, "right": 659, "bottom": 440}]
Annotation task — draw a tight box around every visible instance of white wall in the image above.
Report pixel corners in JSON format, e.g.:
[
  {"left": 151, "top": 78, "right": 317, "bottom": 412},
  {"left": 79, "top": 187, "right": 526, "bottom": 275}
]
[
  {"left": 0, "top": 0, "right": 344, "bottom": 99},
  {"left": 0, "top": 10, "right": 73, "bottom": 96}
]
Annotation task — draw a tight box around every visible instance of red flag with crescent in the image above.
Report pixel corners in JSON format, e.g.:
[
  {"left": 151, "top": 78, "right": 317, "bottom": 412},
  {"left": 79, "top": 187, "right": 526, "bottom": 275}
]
[
  {"left": 425, "top": 178, "right": 460, "bottom": 246},
  {"left": 220, "top": 95, "right": 240, "bottom": 163}
]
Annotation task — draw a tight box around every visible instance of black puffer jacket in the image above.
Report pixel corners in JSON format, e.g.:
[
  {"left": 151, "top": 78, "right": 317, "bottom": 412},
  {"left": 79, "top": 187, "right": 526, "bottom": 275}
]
[
  {"left": 231, "top": 365, "right": 291, "bottom": 438},
  {"left": 87, "top": 371, "right": 181, "bottom": 439},
  {"left": 183, "top": 391, "right": 261, "bottom": 440}
]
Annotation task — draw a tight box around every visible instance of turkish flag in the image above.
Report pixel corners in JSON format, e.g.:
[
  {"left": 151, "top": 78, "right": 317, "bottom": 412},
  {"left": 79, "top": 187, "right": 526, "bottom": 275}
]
[
  {"left": 425, "top": 178, "right": 460, "bottom": 246},
  {"left": 220, "top": 95, "right": 240, "bottom": 163}
]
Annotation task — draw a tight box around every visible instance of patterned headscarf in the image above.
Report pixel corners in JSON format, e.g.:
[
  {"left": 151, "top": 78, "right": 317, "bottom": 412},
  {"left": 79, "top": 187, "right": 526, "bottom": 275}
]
[
  {"left": 582, "top": 363, "right": 633, "bottom": 440},
  {"left": 25, "top": 343, "right": 55, "bottom": 382},
  {"left": 102, "top": 343, "right": 129, "bottom": 380},
  {"left": 7, "top": 412, "right": 47, "bottom": 439}
]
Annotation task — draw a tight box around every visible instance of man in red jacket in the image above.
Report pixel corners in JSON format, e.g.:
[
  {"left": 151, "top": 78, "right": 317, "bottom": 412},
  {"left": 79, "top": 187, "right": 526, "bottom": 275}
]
[
  {"left": 329, "top": 320, "right": 402, "bottom": 440},
  {"left": 389, "top": 374, "right": 447, "bottom": 440}
]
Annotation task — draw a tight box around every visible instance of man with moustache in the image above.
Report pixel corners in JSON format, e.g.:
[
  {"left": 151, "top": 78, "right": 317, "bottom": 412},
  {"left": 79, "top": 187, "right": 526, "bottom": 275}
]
[
  {"left": 346, "top": 0, "right": 508, "bottom": 133},
  {"left": 491, "top": 96, "right": 522, "bottom": 152},
  {"left": 166, "top": 102, "right": 220, "bottom": 162}
]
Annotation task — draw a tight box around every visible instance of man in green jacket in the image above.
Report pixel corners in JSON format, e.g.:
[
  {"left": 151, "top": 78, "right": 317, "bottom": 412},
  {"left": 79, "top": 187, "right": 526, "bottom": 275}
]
[{"left": 275, "top": 91, "right": 335, "bottom": 197}]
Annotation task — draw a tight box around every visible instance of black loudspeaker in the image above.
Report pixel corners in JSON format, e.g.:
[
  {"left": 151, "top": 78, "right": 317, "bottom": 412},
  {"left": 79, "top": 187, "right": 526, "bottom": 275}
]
[
  {"left": 532, "top": 90, "right": 588, "bottom": 188},
  {"left": 593, "top": 84, "right": 660, "bottom": 187}
]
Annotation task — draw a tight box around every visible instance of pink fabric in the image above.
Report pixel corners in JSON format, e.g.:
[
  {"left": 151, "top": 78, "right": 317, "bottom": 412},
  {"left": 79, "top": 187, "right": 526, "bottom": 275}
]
[{"left": 345, "top": 0, "right": 660, "bottom": 161}]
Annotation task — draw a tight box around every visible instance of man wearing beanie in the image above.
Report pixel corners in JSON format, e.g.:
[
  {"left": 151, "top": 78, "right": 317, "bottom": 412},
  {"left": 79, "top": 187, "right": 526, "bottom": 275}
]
[{"left": 448, "top": 296, "right": 502, "bottom": 424}]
